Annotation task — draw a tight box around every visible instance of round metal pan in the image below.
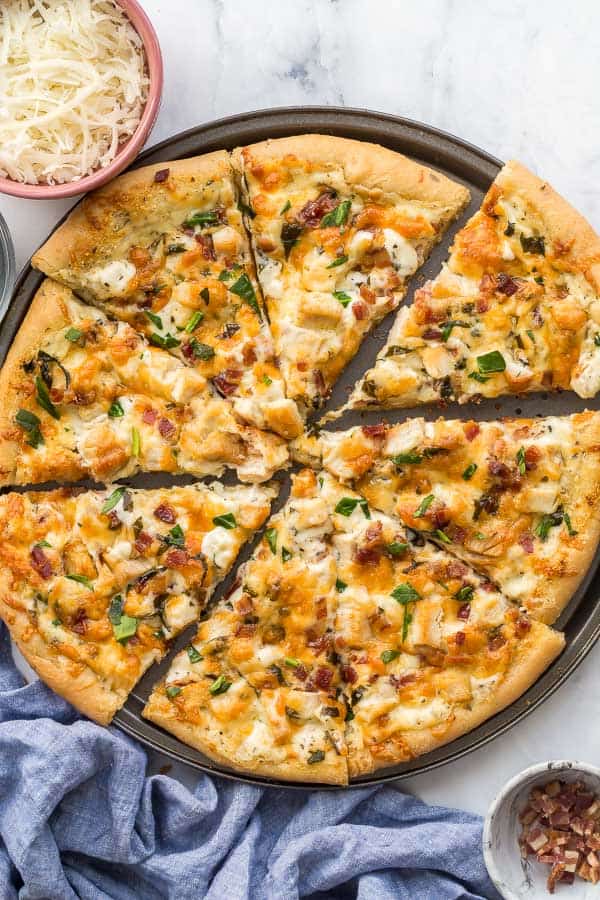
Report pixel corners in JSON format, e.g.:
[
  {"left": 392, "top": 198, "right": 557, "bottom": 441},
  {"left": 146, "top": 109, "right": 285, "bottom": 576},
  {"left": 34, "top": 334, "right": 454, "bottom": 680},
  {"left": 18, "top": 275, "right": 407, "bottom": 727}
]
[{"left": 5, "top": 107, "right": 600, "bottom": 789}]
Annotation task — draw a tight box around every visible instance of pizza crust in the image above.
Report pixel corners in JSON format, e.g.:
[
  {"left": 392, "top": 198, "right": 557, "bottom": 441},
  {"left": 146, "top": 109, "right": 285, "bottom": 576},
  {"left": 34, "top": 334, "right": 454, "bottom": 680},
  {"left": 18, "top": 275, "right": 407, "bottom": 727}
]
[
  {"left": 233, "top": 134, "right": 470, "bottom": 209},
  {"left": 142, "top": 691, "right": 348, "bottom": 785}
]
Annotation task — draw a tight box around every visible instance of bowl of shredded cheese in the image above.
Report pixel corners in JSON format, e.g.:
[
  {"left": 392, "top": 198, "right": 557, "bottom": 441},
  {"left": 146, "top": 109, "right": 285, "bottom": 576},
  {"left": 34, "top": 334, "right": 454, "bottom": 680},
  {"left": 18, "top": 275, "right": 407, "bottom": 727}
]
[{"left": 0, "top": 0, "right": 163, "bottom": 199}]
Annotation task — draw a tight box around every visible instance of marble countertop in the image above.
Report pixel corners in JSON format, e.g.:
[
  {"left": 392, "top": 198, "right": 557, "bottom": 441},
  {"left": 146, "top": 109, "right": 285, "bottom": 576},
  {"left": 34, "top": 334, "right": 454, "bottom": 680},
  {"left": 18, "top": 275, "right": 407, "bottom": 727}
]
[{"left": 2, "top": 0, "right": 600, "bottom": 817}]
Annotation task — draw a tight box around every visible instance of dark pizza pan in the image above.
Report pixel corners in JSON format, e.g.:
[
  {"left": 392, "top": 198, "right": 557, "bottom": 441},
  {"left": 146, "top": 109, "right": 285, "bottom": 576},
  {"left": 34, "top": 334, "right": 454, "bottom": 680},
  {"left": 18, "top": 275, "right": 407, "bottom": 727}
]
[{"left": 4, "top": 107, "right": 600, "bottom": 789}]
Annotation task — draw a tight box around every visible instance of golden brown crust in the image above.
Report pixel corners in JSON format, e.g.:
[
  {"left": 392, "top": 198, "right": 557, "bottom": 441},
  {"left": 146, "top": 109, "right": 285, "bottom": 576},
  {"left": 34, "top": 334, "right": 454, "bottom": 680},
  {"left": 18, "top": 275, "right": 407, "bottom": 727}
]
[
  {"left": 360, "top": 622, "right": 564, "bottom": 776},
  {"left": 0, "top": 591, "right": 124, "bottom": 725},
  {"left": 32, "top": 152, "right": 232, "bottom": 283},
  {"left": 0, "top": 280, "right": 74, "bottom": 486},
  {"left": 499, "top": 160, "right": 600, "bottom": 291},
  {"left": 142, "top": 693, "right": 348, "bottom": 785},
  {"left": 233, "top": 134, "right": 470, "bottom": 209}
]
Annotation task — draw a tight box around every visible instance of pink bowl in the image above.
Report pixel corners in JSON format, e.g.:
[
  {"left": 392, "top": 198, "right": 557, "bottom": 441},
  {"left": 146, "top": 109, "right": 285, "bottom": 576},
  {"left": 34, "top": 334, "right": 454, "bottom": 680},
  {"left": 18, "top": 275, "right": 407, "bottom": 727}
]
[{"left": 0, "top": 0, "right": 163, "bottom": 200}]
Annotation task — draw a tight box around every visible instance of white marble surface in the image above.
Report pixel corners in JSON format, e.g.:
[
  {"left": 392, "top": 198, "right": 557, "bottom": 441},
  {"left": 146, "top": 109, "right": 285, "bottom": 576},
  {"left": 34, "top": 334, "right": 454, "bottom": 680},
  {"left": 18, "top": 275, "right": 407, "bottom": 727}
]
[{"left": 3, "top": 0, "right": 600, "bottom": 818}]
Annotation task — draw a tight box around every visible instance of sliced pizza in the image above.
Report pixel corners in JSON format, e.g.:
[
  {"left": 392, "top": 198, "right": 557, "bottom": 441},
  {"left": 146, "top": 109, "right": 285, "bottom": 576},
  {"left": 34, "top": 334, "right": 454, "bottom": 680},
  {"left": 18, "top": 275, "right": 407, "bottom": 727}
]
[
  {"left": 0, "top": 480, "right": 275, "bottom": 724},
  {"left": 292, "top": 412, "right": 600, "bottom": 624},
  {"left": 232, "top": 135, "right": 470, "bottom": 411},
  {"left": 0, "top": 280, "right": 289, "bottom": 485},
  {"left": 326, "top": 492, "right": 564, "bottom": 777},
  {"left": 32, "top": 153, "right": 303, "bottom": 440},
  {"left": 347, "top": 160, "right": 600, "bottom": 409},
  {"left": 144, "top": 467, "right": 348, "bottom": 784}
]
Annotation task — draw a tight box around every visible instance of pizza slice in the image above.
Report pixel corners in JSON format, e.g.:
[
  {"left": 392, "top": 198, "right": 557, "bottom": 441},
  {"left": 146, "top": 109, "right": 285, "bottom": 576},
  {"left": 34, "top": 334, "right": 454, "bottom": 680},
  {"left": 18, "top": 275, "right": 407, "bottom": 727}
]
[
  {"left": 0, "top": 280, "right": 289, "bottom": 485},
  {"left": 292, "top": 411, "right": 600, "bottom": 624},
  {"left": 143, "top": 468, "right": 348, "bottom": 784},
  {"left": 347, "top": 160, "right": 600, "bottom": 410},
  {"left": 32, "top": 153, "right": 303, "bottom": 440},
  {"left": 232, "top": 135, "right": 469, "bottom": 411},
  {"left": 0, "top": 481, "right": 275, "bottom": 724},
  {"left": 325, "top": 491, "right": 564, "bottom": 777}
]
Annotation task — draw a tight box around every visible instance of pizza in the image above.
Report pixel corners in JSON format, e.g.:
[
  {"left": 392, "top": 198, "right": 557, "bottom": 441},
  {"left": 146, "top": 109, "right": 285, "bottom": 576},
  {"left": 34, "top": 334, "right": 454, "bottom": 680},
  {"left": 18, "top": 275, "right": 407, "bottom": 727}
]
[
  {"left": 292, "top": 412, "right": 600, "bottom": 624},
  {"left": 0, "top": 280, "right": 289, "bottom": 485},
  {"left": 232, "top": 135, "right": 470, "bottom": 411},
  {"left": 347, "top": 161, "right": 600, "bottom": 410},
  {"left": 32, "top": 153, "right": 303, "bottom": 441},
  {"left": 144, "top": 468, "right": 563, "bottom": 782},
  {"left": 0, "top": 481, "right": 275, "bottom": 724}
]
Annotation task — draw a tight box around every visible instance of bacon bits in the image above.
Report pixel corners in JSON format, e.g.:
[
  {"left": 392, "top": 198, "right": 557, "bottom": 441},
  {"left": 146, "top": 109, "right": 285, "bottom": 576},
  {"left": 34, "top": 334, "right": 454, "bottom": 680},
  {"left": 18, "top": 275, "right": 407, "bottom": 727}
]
[
  {"left": 519, "top": 779, "right": 600, "bottom": 891},
  {"left": 153, "top": 168, "right": 170, "bottom": 183},
  {"left": 296, "top": 191, "right": 337, "bottom": 227},
  {"left": 165, "top": 549, "right": 188, "bottom": 568},
  {"left": 519, "top": 533, "right": 535, "bottom": 554},
  {"left": 142, "top": 407, "right": 158, "bottom": 425},
  {"left": 158, "top": 417, "right": 176, "bottom": 439},
  {"left": 361, "top": 423, "right": 386, "bottom": 439},
  {"left": 352, "top": 301, "right": 368, "bottom": 321},
  {"left": 153, "top": 503, "right": 176, "bottom": 524},
  {"left": 30, "top": 546, "right": 52, "bottom": 579},
  {"left": 496, "top": 273, "right": 519, "bottom": 296}
]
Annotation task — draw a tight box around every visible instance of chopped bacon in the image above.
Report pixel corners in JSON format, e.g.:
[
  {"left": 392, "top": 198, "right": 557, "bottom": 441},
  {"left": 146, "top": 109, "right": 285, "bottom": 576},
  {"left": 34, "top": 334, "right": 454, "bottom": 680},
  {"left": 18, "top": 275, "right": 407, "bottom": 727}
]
[
  {"left": 305, "top": 631, "right": 332, "bottom": 655},
  {"left": 70, "top": 608, "right": 88, "bottom": 635},
  {"left": 447, "top": 524, "right": 467, "bottom": 545},
  {"left": 165, "top": 549, "right": 189, "bottom": 567},
  {"left": 488, "top": 633, "right": 507, "bottom": 651},
  {"left": 235, "top": 623, "right": 257, "bottom": 638},
  {"left": 476, "top": 296, "right": 490, "bottom": 313},
  {"left": 496, "top": 273, "right": 519, "bottom": 296},
  {"left": 154, "top": 168, "right": 170, "bottom": 183},
  {"left": 488, "top": 459, "right": 511, "bottom": 478},
  {"left": 154, "top": 503, "right": 176, "bottom": 524},
  {"left": 296, "top": 190, "right": 337, "bottom": 227},
  {"left": 514, "top": 617, "right": 531, "bottom": 638},
  {"left": 313, "top": 369, "right": 326, "bottom": 395},
  {"left": 195, "top": 233, "right": 216, "bottom": 260},
  {"left": 313, "top": 666, "right": 333, "bottom": 690},
  {"left": 361, "top": 424, "right": 386, "bottom": 440},
  {"left": 525, "top": 446, "right": 542, "bottom": 470},
  {"left": 390, "top": 672, "right": 416, "bottom": 689},
  {"left": 134, "top": 531, "right": 153, "bottom": 555},
  {"left": 213, "top": 372, "right": 241, "bottom": 397},
  {"left": 464, "top": 422, "right": 480, "bottom": 442},
  {"left": 519, "top": 533, "right": 534, "bottom": 554},
  {"left": 340, "top": 665, "right": 357, "bottom": 684},
  {"left": 142, "top": 407, "right": 158, "bottom": 425},
  {"left": 533, "top": 306, "right": 544, "bottom": 327},
  {"left": 294, "top": 664, "right": 308, "bottom": 682},
  {"left": 457, "top": 603, "right": 471, "bottom": 621},
  {"left": 520, "top": 779, "right": 600, "bottom": 890},
  {"left": 422, "top": 328, "right": 442, "bottom": 340},
  {"left": 454, "top": 631, "right": 466, "bottom": 645},
  {"left": 30, "top": 546, "right": 52, "bottom": 579},
  {"left": 353, "top": 520, "right": 384, "bottom": 565},
  {"left": 352, "top": 301, "right": 368, "bottom": 321},
  {"left": 360, "top": 284, "right": 377, "bottom": 304},
  {"left": 107, "top": 511, "right": 121, "bottom": 530},
  {"left": 158, "top": 418, "right": 176, "bottom": 439},
  {"left": 447, "top": 561, "right": 468, "bottom": 579}
]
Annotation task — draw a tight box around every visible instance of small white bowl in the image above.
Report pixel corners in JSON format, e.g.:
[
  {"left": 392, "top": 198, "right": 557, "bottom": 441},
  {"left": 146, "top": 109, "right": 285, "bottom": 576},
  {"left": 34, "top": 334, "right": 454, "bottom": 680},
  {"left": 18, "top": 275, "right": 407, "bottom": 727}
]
[{"left": 483, "top": 761, "right": 600, "bottom": 899}]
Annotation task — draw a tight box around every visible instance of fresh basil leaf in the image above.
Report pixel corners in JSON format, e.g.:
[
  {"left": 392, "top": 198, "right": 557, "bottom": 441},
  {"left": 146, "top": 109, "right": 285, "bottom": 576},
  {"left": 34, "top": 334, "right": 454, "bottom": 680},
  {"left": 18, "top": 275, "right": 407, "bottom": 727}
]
[
  {"left": 108, "top": 400, "right": 124, "bottom": 418},
  {"left": 35, "top": 376, "right": 60, "bottom": 419},
  {"left": 265, "top": 527, "right": 277, "bottom": 554},
  {"left": 477, "top": 351, "right": 506, "bottom": 374},
  {"left": 335, "top": 578, "right": 347, "bottom": 593},
  {"left": 391, "top": 583, "right": 421, "bottom": 604},
  {"left": 213, "top": 513, "right": 236, "bottom": 529},
  {"left": 149, "top": 332, "right": 180, "bottom": 350},
  {"left": 66, "top": 574, "right": 94, "bottom": 590},
  {"left": 230, "top": 273, "right": 261, "bottom": 317},
  {"left": 101, "top": 487, "right": 125, "bottom": 514},
  {"left": 145, "top": 310, "right": 163, "bottom": 329},
  {"left": 321, "top": 199, "right": 352, "bottom": 228},
  {"left": 209, "top": 674, "right": 231, "bottom": 695},
  {"left": 455, "top": 585, "right": 474, "bottom": 602},
  {"left": 65, "top": 327, "right": 82, "bottom": 342},
  {"left": 334, "top": 497, "right": 370, "bottom": 518},
  {"left": 113, "top": 613, "right": 138, "bottom": 642},
  {"left": 15, "top": 408, "right": 43, "bottom": 447},
  {"left": 333, "top": 290, "right": 352, "bottom": 307},
  {"left": 187, "top": 644, "right": 202, "bottom": 663}
]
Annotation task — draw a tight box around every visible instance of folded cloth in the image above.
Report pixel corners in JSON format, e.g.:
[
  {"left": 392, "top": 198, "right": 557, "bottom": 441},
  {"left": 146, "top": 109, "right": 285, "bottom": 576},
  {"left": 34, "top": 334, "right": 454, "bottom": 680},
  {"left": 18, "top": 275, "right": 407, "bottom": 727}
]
[{"left": 0, "top": 624, "right": 499, "bottom": 900}]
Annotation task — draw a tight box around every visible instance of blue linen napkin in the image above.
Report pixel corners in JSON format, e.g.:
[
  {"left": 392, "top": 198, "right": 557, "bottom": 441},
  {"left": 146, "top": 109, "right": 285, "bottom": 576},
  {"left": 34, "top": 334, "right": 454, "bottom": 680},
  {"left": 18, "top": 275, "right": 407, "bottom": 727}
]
[{"left": 0, "top": 623, "right": 499, "bottom": 899}]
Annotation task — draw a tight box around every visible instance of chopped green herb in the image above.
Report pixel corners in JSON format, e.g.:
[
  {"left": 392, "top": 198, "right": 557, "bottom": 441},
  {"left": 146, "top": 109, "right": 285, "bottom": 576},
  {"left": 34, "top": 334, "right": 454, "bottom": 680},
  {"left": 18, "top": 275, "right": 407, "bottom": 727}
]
[
  {"left": 200, "top": 287, "right": 210, "bottom": 304},
  {"left": 66, "top": 574, "right": 94, "bottom": 590},
  {"left": 392, "top": 451, "right": 422, "bottom": 466},
  {"left": 149, "top": 332, "right": 180, "bottom": 350},
  {"left": 534, "top": 509, "right": 564, "bottom": 541},
  {"left": 164, "top": 524, "right": 185, "bottom": 548},
  {"left": 52, "top": 618, "right": 61, "bottom": 627},
  {"left": 504, "top": 222, "right": 515, "bottom": 236},
  {"left": 64, "top": 327, "right": 82, "bottom": 342},
  {"left": 284, "top": 657, "right": 300, "bottom": 668},
  {"left": 131, "top": 427, "right": 141, "bottom": 457},
  {"left": 230, "top": 273, "right": 261, "bottom": 317},
  {"left": 333, "top": 290, "right": 352, "bottom": 307},
  {"left": 433, "top": 529, "right": 451, "bottom": 543},
  {"left": 113, "top": 613, "right": 138, "bottom": 642},
  {"left": 145, "top": 310, "right": 163, "bottom": 329},
  {"left": 108, "top": 399, "right": 124, "bottom": 418},
  {"left": 381, "top": 649, "right": 400, "bottom": 664},
  {"left": 262, "top": 374, "right": 273, "bottom": 385},
  {"left": 35, "top": 540, "right": 52, "bottom": 549},
  {"left": 280, "top": 200, "right": 291, "bottom": 215},
  {"left": 386, "top": 542, "right": 408, "bottom": 557},
  {"left": 281, "top": 547, "right": 292, "bottom": 562},
  {"left": 441, "top": 320, "right": 470, "bottom": 342},
  {"left": 563, "top": 512, "right": 578, "bottom": 537},
  {"left": 185, "top": 311, "right": 205, "bottom": 333},
  {"left": 209, "top": 674, "right": 231, "bottom": 695},
  {"left": 462, "top": 463, "right": 477, "bottom": 480},
  {"left": 392, "top": 583, "right": 421, "bottom": 604},
  {"left": 335, "top": 578, "right": 347, "bottom": 593},
  {"left": 166, "top": 686, "right": 182, "bottom": 698},
  {"left": 307, "top": 749, "right": 325, "bottom": 764},
  {"left": 265, "top": 527, "right": 278, "bottom": 554},
  {"left": 189, "top": 339, "right": 215, "bottom": 360},
  {"left": 213, "top": 513, "right": 237, "bottom": 529},
  {"left": 414, "top": 494, "right": 434, "bottom": 518},
  {"left": 334, "top": 497, "right": 370, "bottom": 518},
  {"left": 477, "top": 351, "right": 506, "bottom": 374},
  {"left": 101, "top": 487, "right": 125, "bottom": 514},
  {"left": 281, "top": 222, "right": 303, "bottom": 258},
  {"left": 321, "top": 199, "right": 352, "bottom": 228},
  {"left": 184, "top": 210, "right": 219, "bottom": 228},
  {"left": 35, "top": 376, "right": 60, "bottom": 419},
  {"left": 526, "top": 329, "right": 536, "bottom": 343},
  {"left": 15, "top": 409, "right": 43, "bottom": 447},
  {"left": 455, "top": 585, "right": 474, "bottom": 602},
  {"left": 469, "top": 371, "right": 490, "bottom": 383},
  {"left": 516, "top": 446, "right": 526, "bottom": 475},
  {"left": 108, "top": 595, "right": 124, "bottom": 625},
  {"left": 218, "top": 267, "right": 238, "bottom": 282},
  {"left": 520, "top": 234, "right": 545, "bottom": 255},
  {"left": 187, "top": 644, "right": 202, "bottom": 663},
  {"left": 326, "top": 254, "right": 348, "bottom": 268}
]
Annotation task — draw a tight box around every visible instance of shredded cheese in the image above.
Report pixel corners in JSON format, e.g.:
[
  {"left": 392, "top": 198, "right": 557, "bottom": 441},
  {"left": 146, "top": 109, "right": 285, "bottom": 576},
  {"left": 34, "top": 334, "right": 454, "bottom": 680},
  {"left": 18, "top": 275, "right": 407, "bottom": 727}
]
[{"left": 0, "top": 0, "right": 149, "bottom": 185}]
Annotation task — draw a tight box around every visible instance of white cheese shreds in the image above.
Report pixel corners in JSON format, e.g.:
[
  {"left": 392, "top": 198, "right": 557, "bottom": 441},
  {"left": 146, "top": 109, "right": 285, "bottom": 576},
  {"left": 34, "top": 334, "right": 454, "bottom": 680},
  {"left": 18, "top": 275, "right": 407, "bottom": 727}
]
[{"left": 0, "top": 0, "right": 149, "bottom": 184}]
